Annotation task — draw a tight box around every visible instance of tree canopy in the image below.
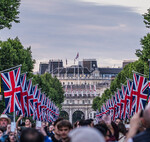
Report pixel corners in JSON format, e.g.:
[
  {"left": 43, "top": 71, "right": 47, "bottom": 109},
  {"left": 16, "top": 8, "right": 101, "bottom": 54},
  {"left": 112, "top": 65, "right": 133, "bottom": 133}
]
[
  {"left": 0, "top": 37, "right": 35, "bottom": 73},
  {"left": 32, "top": 73, "right": 64, "bottom": 108},
  {"left": 0, "top": 0, "right": 20, "bottom": 30}
]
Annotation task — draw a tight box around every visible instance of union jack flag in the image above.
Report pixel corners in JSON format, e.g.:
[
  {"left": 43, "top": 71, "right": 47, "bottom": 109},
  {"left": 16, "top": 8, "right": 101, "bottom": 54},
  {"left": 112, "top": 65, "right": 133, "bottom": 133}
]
[
  {"left": 117, "top": 89, "right": 123, "bottom": 119},
  {"left": 26, "top": 79, "right": 34, "bottom": 117},
  {"left": 32, "top": 85, "right": 38, "bottom": 120},
  {"left": 96, "top": 110, "right": 102, "bottom": 120},
  {"left": 20, "top": 73, "right": 28, "bottom": 116},
  {"left": 121, "top": 85, "right": 128, "bottom": 120},
  {"left": 132, "top": 73, "right": 148, "bottom": 113},
  {"left": 36, "top": 89, "right": 42, "bottom": 120},
  {"left": 1, "top": 67, "right": 22, "bottom": 113},
  {"left": 126, "top": 79, "right": 134, "bottom": 116},
  {"left": 40, "top": 93, "right": 46, "bottom": 121}
]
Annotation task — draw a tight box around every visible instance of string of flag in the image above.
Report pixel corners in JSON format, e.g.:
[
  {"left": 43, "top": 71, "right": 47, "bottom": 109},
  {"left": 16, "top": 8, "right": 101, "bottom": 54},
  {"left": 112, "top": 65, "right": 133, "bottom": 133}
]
[
  {"left": 0, "top": 66, "right": 59, "bottom": 122},
  {"left": 96, "top": 73, "right": 149, "bottom": 121}
]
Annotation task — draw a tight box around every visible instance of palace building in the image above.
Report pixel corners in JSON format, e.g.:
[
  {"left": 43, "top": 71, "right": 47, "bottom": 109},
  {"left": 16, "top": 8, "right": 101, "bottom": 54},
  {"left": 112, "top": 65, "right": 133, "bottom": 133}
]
[{"left": 39, "top": 59, "right": 122, "bottom": 123}]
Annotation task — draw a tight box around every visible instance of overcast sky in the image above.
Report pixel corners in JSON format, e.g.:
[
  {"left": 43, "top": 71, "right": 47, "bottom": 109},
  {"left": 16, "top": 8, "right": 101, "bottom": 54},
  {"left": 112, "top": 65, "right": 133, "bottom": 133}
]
[{"left": 1, "top": 0, "right": 150, "bottom": 72}]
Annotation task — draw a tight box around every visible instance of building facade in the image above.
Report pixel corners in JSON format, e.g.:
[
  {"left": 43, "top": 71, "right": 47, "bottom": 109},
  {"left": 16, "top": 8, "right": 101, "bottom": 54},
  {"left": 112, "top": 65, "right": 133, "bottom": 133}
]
[{"left": 39, "top": 59, "right": 122, "bottom": 123}]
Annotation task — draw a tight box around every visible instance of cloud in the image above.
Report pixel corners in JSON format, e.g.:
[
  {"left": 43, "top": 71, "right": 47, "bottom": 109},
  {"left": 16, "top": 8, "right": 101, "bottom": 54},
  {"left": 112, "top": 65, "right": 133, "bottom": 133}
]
[{"left": 0, "top": 0, "right": 148, "bottom": 72}]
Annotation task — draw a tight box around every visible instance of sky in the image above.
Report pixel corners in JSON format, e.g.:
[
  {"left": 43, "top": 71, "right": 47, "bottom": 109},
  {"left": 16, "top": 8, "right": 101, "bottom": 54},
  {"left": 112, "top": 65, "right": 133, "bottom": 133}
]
[{"left": 1, "top": 0, "right": 150, "bottom": 72}]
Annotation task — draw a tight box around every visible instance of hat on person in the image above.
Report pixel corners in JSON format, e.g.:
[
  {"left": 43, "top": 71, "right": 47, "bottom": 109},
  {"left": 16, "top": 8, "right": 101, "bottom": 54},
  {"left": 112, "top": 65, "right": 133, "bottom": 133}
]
[
  {"left": 68, "top": 127, "right": 105, "bottom": 142},
  {"left": 0, "top": 114, "right": 11, "bottom": 124}
]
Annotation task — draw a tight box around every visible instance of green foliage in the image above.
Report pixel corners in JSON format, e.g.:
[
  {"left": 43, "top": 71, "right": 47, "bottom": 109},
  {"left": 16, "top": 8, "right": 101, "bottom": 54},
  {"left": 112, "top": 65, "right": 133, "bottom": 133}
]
[
  {"left": 92, "top": 96, "right": 101, "bottom": 111},
  {"left": 32, "top": 73, "right": 64, "bottom": 108},
  {"left": 143, "top": 8, "right": 150, "bottom": 28},
  {"left": 0, "top": 37, "right": 35, "bottom": 73},
  {"left": 0, "top": 0, "right": 20, "bottom": 29}
]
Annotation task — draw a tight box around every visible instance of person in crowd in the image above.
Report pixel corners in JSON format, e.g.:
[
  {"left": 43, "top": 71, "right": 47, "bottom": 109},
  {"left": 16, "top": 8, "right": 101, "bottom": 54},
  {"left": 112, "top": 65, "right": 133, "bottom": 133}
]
[
  {"left": 51, "top": 118, "right": 64, "bottom": 142},
  {"left": 16, "top": 116, "right": 31, "bottom": 131},
  {"left": 47, "top": 125, "right": 54, "bottom": 137},
  {"left": 57, "top": 120, "right": 72, "bottom": 142},
  {"left": 4, "top": 131, "right": 18, "bottom": 142},
  {"left": 0, "top": 115, "right": 11, "bottom": 132},
  {"left": 78, "top": 119, "right": 92, "bottom": 127},
  {"left": 118, "top": 122, "right": 127, "bottom": 142},
  {"left": 20, "top": 128, "right": 44, "bottom": 142},
  {"left": 100, "top": 114, "right": 119, "bottom": 141},
  {"left": 0, "top": 127, "right": 4, "bottom": 138},
  {"left": 111, "top": 121, "right": 119, "bottom": 141},
  {"left": 125, "top": 103, "right": 150, "bottom": 142},
  {"left": 94, "top": 123, "right": 112, "bottom": 141},
  {"left": 68, "top": 127, "right": 105, "bottom": 142},
  {"left": 73, "top": 121, "right": 79, "bottom": 129},
  {"left": 115, "top": 118, "right": 122, "bottom": 126}
]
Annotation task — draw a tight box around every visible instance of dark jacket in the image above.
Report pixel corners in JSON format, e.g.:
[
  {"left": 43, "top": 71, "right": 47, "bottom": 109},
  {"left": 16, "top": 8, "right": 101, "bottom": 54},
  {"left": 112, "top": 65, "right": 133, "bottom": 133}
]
[{"left": 133, "top": 128, "right": 150, "bottom": 142}]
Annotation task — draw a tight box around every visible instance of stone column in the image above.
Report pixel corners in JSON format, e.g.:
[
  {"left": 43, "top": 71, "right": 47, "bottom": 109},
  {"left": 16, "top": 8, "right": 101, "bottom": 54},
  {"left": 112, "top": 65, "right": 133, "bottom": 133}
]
[
  {"left": 69, "top": 108, "right": 72, "bottom": 123},
  {"left": 85, "top": 108, "right": 88, "bottom": 119}
]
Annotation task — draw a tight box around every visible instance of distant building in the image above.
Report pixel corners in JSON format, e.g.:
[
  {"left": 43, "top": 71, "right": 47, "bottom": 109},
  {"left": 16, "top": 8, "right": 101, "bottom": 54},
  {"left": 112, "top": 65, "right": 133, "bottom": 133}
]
[
  {"left": 122, "top": 60, "right": 136, "bottom": 68},
  {"left": 39, "top": 59, "right": 123, "bottom": 122},
  {"left": 39, "top": 59, "right": 63, "bottom": 75},
  {"left": 79, "top": 59, "right": 97, "bottom": 71},
  {"left": 49, "top": 59, "right": 63, "bottom": 73},
  {"left": 39, "top": 62, "right": 49, "bottom": 75}
]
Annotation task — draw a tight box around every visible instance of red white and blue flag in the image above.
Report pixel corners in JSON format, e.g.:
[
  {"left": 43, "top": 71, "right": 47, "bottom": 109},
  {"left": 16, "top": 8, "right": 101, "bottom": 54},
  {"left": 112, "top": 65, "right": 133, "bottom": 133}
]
[
  {"left": 1, "top": 67, "right": 22, "bottom": 113},
  {"left": 132, "top": 73, "right": 148, "bottom": 114},
  {"left": 26, "top": 79, "right": 34, "bottom": 117},
  {"left": 20, "top": 73, "right": 28, "bottom": 116}
]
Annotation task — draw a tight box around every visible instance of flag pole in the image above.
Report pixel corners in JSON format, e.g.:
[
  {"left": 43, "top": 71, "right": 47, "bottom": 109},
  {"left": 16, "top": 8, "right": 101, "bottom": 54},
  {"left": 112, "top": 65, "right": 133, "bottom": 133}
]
[
  {"left": 148, "top": 59, "right": 150, "bottom": 103},
  {"left": 13, "top": 111, "right": 15, "bottom": 123},
  {"left": 0, "top": 64, "right": 22, "bottom": 73},
  {"left": 132, "top": 70, "right": 147, "bottom": 77}
]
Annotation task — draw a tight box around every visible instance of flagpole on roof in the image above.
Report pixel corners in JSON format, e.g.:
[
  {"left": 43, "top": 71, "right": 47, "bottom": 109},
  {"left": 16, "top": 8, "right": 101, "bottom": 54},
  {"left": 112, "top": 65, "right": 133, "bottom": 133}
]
[{"left": 0, "top": 64, "right": 22, "bottom": 73}]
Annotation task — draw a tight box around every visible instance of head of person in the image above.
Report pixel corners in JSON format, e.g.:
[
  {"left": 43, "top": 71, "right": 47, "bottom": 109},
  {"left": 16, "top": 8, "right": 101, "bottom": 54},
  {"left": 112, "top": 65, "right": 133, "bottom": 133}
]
[
  {"left": 8, "top": 131, "right": 17, "bottom": 142},
  {"left": 53, "top": 118, "right": 64, "bottom": 137},
  {"left": 0, "top": 114, "right": 11, "bottom": 130},
  {"left": 42, "top": 122, "right": 46, "bottom": 128},
  {"left": 78, "top": 119, "right": 91, "bottom": 127},
  {"left": 89, "top": 119, "right": 94, "bottom": 127},
  {"left": 68, "top": 127, "right": 105, "bottom": 142},
  {"left": 115, "top": 118, "right": 122, "bottom": 125},
  {"left": 49, "top": 125, "right": 54, "bottom": 132},
  {"left": 94, "top": 122, "right": 112, "bottom": 141},
  {"left": 0, "top": 127, "right": 4, "bottom": 138},
  {"left": 20, "top": 128, "right": 44, "bottom": 142},
  {"left": 57, "top": 120, "right": 72, "bottom": 141},
  {"left": 25, "top": 118, "right": 31, "bottom": 127}
]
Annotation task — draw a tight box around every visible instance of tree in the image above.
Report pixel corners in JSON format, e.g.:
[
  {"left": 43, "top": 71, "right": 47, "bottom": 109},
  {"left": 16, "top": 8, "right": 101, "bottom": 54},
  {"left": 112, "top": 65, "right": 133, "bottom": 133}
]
[
  {"left": 33, "top": 73, "right": 64, "bottom": 108},
  {"left": 0, "top": 37, "right": 35, "bottom": 112},
  {"left": 92, "top": 96, "right": 101, "bottom": 111},
  {"left": 0, "top": 37, "right": 35, "bottom": 73},
  {"left": 0, "top": 0, "right": 20, "bottom": 30},
  {"left": 143, "top": 8, "right": 150, "bottom": 28}
]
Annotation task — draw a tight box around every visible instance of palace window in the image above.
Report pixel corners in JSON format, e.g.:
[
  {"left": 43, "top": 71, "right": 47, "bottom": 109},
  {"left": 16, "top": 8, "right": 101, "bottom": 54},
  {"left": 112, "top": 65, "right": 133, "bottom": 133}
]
[{"left": 82, "top": 100, "right": 85, "bottom": 104}]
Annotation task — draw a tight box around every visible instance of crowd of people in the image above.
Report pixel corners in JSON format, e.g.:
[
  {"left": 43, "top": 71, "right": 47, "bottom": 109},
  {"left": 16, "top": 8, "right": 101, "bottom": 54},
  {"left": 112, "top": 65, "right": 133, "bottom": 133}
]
[{"left": 0, "top": 103, "right": 150, "bottom": 142}]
